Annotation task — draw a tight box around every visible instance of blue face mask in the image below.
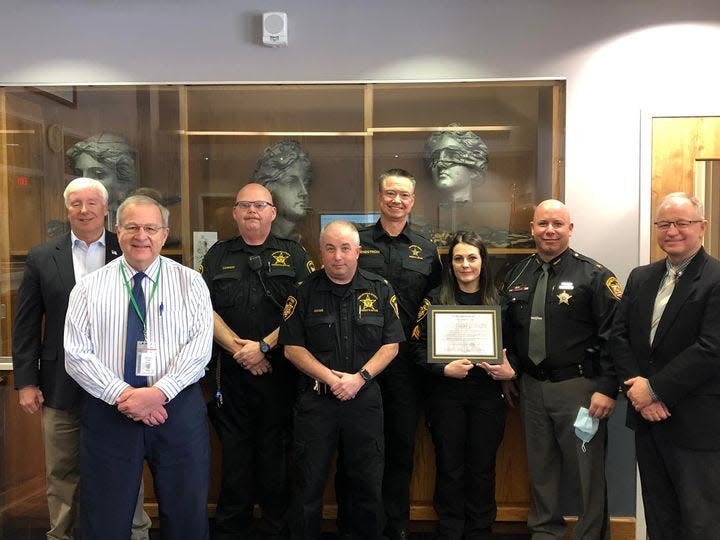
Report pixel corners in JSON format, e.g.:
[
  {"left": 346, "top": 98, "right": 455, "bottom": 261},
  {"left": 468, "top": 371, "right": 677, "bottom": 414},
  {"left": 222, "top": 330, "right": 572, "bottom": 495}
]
[{"left": 574, "top": 406, "right": 599, "bottom": 452}]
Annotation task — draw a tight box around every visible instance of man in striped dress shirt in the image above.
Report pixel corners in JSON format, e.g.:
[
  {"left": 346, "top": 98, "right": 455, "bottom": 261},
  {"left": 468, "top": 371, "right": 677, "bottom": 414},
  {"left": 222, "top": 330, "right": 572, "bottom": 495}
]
[{"left": 64, "top": 195, "right": 214, "bottom": 540}]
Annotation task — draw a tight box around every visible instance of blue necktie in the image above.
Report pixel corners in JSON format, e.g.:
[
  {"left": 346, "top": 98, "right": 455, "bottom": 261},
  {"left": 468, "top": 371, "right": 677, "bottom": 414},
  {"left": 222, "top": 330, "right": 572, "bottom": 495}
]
[{"left": 124, "top": 272, "right": 148, "bottom": 387}]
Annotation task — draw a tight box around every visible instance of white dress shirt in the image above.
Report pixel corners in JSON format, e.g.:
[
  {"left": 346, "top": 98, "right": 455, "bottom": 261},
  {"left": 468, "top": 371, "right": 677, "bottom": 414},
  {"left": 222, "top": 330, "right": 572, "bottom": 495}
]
[
  {"left": 64, "top": 255, "right": 213, "bottom": 405},
  {"left": 71, "top": 230, "right": 107, "bottom": 281}
]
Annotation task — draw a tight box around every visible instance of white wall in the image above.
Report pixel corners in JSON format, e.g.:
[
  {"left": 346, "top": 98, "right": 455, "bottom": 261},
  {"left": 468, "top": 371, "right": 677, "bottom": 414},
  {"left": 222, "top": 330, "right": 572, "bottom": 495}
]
[{"left": 3, "top": 0, "right": 720, "bottom": 281}]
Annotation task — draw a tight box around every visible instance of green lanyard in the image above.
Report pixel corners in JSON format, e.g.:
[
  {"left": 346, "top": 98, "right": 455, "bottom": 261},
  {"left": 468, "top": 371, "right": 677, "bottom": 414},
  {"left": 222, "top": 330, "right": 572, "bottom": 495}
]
[{"left": 120, "top": 259, "right": 162, "bottom": 337}]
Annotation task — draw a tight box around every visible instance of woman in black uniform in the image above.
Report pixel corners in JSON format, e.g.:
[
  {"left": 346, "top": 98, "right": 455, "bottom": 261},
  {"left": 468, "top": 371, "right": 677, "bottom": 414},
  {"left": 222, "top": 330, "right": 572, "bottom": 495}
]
[{"left": 411, "top": 231, "right": 513, "bottom": 540}]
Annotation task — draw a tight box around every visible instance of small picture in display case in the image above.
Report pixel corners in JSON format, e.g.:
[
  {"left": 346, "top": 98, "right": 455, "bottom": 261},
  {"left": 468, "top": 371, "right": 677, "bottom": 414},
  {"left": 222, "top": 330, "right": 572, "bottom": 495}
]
[{"left": 320, "top": 213, "right": 380, "bottom": 231}]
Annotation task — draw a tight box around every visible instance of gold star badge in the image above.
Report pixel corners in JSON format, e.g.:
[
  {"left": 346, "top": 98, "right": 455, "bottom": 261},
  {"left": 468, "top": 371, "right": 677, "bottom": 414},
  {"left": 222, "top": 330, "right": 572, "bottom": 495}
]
[{"left": 557, "top": 291, "right": 572, "bottom": 305}]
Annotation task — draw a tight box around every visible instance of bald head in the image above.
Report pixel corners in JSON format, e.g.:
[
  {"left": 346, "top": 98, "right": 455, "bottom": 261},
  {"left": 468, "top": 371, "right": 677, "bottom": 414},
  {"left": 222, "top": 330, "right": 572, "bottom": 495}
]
[
  {"left": 232, "top": 182, "right": 277, "bottom": 244},
  {"left": 533, "top": 199, "right": 570, "bottom": 222},
  {"left": 531, "top": 199, "right": 574, "bottom": 262},
  {"left": 320, "top": 220, "right": 360, "bottom": 284}
]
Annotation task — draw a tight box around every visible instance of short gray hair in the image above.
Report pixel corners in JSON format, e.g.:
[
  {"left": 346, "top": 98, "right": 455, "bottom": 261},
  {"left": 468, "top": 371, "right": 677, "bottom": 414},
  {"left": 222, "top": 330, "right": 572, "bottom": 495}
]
[
  {"left": 319, "top": 220, "right": 360, "bottom": 246},
  {"left": 657, "top": 192, "right": 705, "bottom": 219},
  {"left": 63, "top": 177, "right": 109, "bottom": 207},
  {"left": 116, "top": 195, "right": 170, "bottom": 227}
]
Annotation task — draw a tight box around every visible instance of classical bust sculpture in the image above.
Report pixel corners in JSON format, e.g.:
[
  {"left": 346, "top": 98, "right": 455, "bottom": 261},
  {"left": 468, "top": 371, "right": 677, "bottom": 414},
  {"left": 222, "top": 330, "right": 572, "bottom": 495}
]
[
  {"left": 251, "top": 140, "right": 313, "bottom": 241},
  {"left": 424, "top": 124, "right": 489, "bottom": 202},
  {"left": 66, "top": 133, "right": 138, "bottom": 218}
]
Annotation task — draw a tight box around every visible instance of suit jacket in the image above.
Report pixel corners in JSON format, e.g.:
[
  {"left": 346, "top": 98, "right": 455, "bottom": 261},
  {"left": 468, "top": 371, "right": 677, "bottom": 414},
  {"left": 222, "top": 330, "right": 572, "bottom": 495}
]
[
  {"left": 12, "top": 231, "right": 121, "bottom": 411},
  {"left": 611, "top": 247, "right": 720, "bottom": 450}
]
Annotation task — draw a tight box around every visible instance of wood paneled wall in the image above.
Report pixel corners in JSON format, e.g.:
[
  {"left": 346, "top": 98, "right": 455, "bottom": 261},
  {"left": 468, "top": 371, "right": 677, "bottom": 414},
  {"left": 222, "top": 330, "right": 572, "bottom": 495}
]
[{"left": 651, "top": 116, "right": 720, "bottom": 261}]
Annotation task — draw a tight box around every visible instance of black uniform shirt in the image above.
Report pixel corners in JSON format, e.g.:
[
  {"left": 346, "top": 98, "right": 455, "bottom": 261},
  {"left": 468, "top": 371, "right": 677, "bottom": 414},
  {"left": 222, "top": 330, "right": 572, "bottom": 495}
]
[
  {"left": 201, "top": 234, "right": 313, "bottom": 344},
  {"left": 501, "top": 248, "right": 623, "bottom": 397},
  {"left": 358, "top": 220, "right": 441, "bottom": 336},
  {"left": 279, "top": 268, "right": 406, "bottom": 373}
]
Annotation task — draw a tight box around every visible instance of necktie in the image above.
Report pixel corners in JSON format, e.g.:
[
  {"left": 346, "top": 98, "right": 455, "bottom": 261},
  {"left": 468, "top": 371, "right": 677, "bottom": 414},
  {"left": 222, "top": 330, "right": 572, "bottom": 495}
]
[
  {"left": 528, "top": 263, "right": 550, "bottom": 365},
  {"left": 124, "top": 272, "right": 148, "bottom": 387},
  {"left": 649, "top": 270, "right": 677, "bottom": 345}
]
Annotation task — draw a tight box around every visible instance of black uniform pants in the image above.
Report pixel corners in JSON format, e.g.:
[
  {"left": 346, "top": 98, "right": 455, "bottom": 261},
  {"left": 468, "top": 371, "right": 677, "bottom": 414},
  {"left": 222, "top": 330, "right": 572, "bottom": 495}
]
[
  {"left": 377, "top": 349, "right": 425, "bottom": 534},
  {"left": 636, "top": 424, "right": 720, "bottom": 540},
  {"left": 212, "top": 357, "right": 290, "bottom": 538},
  {"left": 291, "top": 382, "right": 384, "bottom": 540},
  {"left": 427, "top": 379, "right": 506, "bottom": 540}
]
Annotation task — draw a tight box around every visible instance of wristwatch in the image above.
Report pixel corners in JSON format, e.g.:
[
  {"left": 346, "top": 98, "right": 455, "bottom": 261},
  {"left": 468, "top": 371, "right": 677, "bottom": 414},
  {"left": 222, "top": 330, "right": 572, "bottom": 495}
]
[
  {"left": 359, "top": 368, "right": 373, "bottom": 383},
  {"left": 259, "top": 339, "right": 271, "bottom": 355}
]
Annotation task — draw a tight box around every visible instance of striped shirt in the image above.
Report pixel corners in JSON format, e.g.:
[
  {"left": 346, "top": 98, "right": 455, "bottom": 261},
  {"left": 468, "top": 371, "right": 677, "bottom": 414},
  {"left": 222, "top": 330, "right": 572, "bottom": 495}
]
[{"left": 64, "top": 255, "right": 214, "bottom": 405}]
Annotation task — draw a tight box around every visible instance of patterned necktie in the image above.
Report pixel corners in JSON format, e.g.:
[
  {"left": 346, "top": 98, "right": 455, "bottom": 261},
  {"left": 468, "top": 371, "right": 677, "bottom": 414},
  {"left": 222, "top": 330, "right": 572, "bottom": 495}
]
[
  {"left": 649, "top": 270, "right": 677, "bottom": 345},
  {"left": 124, "top": 272, "right": 148, "bottom": 387},
  {"left": 528, "top": 263, "right": 550, "bottom": 365}
]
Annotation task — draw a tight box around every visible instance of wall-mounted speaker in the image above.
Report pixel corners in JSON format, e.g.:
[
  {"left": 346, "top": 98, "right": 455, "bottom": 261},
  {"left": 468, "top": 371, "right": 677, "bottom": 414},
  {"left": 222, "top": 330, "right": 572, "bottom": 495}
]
[{"left": 263, "top": 12, "right": 288, "bottom": 47}]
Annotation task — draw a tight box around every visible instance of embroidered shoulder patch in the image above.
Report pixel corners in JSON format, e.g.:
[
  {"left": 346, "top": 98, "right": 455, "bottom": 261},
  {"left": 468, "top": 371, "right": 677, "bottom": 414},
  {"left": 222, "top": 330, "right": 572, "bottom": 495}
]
[
  {"left": 416, "top": 298, "right": 431, "bottom": 322},
  {"left": 606, "top": 276, "right": 623, "bottom": 300},
  {"left": 283, "top": 296, "right": 298, "bottom": 320}
]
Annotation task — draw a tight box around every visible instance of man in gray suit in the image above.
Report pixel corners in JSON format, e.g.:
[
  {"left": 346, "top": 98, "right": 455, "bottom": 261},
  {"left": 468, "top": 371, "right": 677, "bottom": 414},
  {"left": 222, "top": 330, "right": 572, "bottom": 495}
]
[{"left": 13, "top": 177, "right": 150, "bottom": 540}]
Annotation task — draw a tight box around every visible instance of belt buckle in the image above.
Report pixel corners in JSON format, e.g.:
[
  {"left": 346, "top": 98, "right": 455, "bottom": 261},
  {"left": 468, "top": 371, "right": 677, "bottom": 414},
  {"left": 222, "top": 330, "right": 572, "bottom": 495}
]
[{"left": 313, "top": 380, "right": 328, "bottom": 395}]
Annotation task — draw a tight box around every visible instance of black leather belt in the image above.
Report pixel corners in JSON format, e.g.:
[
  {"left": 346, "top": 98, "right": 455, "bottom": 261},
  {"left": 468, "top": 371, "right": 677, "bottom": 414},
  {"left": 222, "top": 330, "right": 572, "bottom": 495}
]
[{"left": 524, "top": 362, "right": 586, "bottom": 382}]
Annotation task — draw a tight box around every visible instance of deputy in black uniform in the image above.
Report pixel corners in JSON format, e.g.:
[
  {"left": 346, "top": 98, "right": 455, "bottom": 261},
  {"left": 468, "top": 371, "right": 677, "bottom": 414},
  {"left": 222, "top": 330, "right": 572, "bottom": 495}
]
[
  {"left": 499, "top": 199, "right": 621, "bottom": 540},
  {"left": 280, "top": 220, "right": 405, "bottom": 540},
  {"left": 411, "top": 231, "right": 507, "bottom": 540},
  {"left": 202, "top": 183, "right": 313, "bottom": 539},
  {"left": 355, "top": 168, "right": 441, "bottom": 540}
]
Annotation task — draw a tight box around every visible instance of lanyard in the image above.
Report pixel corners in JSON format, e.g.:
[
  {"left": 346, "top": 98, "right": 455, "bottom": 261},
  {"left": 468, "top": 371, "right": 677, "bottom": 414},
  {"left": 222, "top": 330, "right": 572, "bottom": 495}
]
[{"left": 120, "top": 259, "right": 162, "bottom": 336}]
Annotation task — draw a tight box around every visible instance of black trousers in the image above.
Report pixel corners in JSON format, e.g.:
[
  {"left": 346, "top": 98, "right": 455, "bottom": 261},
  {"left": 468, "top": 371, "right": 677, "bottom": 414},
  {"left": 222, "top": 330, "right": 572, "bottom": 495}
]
[
  {"left": 212, "top": 357, "right": 291, "bottom": 538},
  {"left": 427, "top": 376, "right": 506, "bottom": 540},
  {"left": 291, "top": 382, "right": 384, "bottom": 540},
  {"left": 377, "top": 349, "right": 425, "bottom": 534},
  {"left": 636, "top": 424, "right": 720, "bottom": 540},
  {"left": 80, "top": 384, "right": 209, "bottom": 540}
]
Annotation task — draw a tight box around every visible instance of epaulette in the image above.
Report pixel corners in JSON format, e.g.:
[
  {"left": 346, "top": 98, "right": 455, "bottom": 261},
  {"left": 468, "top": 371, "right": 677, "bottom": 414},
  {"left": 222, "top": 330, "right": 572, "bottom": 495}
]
[
  {"left": 357, "top": 267, "right": 390, "bottom": 284},
  {"left": 570, "top": 249, "right": 605, "bottom": 270}
]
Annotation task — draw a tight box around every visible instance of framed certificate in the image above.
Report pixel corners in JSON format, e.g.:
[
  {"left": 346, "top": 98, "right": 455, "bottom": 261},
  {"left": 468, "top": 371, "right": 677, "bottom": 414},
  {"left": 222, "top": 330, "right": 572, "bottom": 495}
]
[{"left": 427, "top": 305, "right": 502, "bottom": 364}]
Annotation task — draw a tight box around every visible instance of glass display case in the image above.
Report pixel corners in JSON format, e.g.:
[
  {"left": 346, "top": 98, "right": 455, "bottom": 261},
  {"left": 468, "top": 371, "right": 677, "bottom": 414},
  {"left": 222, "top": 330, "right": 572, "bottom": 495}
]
[
  {"left": 0, "top": 80, "right": 564, "bottom": 528},
  {"left": 1, "top": 81, "right": 565, "bottom": 358}
]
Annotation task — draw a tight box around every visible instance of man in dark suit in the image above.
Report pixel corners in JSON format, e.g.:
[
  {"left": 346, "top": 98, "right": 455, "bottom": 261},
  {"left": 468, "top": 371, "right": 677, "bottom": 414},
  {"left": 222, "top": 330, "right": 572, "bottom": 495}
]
[
  {"left": 12, "top": 177, "right": 150, "bottom": 540},
  {"left": 611, "top": 192, "right": 720, "bottom": 540}
]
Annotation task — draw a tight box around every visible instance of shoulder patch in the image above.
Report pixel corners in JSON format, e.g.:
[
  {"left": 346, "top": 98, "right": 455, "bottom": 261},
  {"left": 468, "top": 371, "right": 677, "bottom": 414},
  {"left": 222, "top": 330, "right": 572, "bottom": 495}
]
[
  {"left": 307, "top": 260, "right": 316, "bottom": 273},
  {"left": 390, "top": 294, "right": 400, "bottom": 319},
  {"left": 198, "top": 264, "right": 204, "bottom": 275},
  {"left": 416, "top": 297, "right": 431, "bottom": 323},
  {"left": 283, "top": 296, "right": 298, "bottom": 321},
  {"left": 606, "top": 276, "right": 623, "bottom": 300},
  {"left": 411, "top": 324, "right": 421, "bottom": 340}
]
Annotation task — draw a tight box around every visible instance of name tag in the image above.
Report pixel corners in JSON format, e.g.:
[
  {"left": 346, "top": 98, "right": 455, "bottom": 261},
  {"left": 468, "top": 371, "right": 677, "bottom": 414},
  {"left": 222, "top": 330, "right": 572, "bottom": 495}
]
[
  {"left": 136, "top": 341, "right": 158, "bottom": 377},
  {"left": 558, "top": 282, "right": 574, "bottom": 290}
]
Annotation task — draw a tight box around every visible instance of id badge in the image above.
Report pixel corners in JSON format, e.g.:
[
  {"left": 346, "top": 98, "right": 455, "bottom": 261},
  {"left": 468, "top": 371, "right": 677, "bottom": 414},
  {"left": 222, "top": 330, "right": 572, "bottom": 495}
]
[{"left": 136, "top": 341, "right": 158, "bottom": 377}]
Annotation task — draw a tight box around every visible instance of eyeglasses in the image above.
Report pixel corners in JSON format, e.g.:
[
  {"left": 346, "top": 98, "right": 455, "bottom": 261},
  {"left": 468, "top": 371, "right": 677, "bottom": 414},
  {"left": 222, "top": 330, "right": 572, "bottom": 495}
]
[
  {"left": 119, "top": 223, "right": 165, "bottom": 236},
  {"left": 233, "top": 200, "right": 275, "bottom": 211},
  {"left": 654, "top": 220, "right": 704, "bottom": 230},
  {"left": 381, "top": 190, "right": 414, "bottom": 202}
]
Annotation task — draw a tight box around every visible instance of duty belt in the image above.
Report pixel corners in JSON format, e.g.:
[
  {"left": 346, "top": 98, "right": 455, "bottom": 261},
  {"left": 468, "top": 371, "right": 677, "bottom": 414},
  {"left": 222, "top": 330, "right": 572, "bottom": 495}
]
[{"left": 524, "top": 362, "right": 587, "bottom": 382}]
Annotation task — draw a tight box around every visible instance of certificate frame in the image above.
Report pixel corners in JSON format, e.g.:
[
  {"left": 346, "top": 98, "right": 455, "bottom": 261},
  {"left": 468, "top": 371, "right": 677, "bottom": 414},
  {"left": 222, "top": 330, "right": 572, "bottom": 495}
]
[{"left": 427, "top": 305, "right": 502, "bottom": 364}]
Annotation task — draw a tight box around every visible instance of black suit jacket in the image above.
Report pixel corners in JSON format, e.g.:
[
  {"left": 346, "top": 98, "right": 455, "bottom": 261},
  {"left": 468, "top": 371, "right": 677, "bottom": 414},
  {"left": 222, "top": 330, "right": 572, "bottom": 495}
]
[
  {"left": 611, "top": 247, "right": 720, "bottom": 450},
  {"left": 12, "top": 231, "right": 121, "bottom": 410}
]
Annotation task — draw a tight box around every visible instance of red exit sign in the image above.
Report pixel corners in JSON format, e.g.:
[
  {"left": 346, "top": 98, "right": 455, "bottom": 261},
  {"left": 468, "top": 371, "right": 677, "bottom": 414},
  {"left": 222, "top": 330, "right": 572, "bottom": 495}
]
[{"left": 17, "top": 176, "right": 29, "bottom": 186}]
